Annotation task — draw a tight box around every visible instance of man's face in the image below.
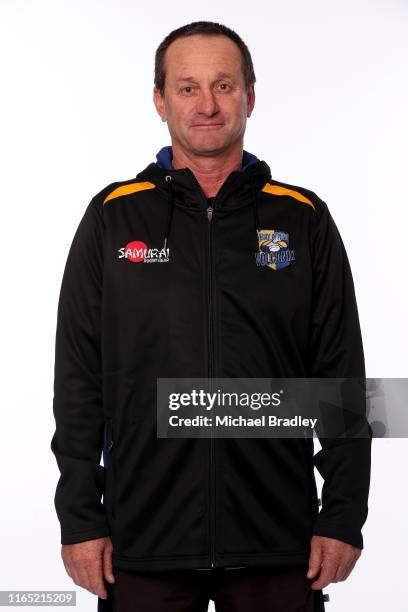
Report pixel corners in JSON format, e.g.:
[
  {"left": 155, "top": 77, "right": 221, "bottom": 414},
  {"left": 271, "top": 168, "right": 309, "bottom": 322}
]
[{"left": 153, "top": 34, "right": 255, "bottom": 157}]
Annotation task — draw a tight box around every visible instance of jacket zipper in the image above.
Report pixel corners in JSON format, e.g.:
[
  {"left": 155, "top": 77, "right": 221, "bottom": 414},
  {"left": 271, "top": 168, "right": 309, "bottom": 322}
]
[
  {"left": 183, "top": 168, "right": 217, "bottom": 568},
  {"left": 207, "top": 204, "right": 216, "bottom": 568}
]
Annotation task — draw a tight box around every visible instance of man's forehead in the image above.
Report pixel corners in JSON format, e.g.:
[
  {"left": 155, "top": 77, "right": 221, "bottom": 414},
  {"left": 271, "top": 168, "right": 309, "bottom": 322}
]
[
  {"left": 165, "top": 36, "right": 241, "bottom": 73},
  {"left": 175, "top": 71, "right": 235, "bottom": 82}
]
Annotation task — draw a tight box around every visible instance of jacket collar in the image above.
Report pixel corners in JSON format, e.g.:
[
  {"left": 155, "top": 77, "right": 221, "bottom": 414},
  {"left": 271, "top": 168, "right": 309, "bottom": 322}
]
[{"left": 136, "top": 146, "right": 271, "bottom": 211}]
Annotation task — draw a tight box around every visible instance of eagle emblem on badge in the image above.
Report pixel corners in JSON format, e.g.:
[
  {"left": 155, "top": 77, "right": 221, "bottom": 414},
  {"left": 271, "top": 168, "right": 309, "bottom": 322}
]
[{"left": 255, "top": 229, "right": 295, "bottom": 270}]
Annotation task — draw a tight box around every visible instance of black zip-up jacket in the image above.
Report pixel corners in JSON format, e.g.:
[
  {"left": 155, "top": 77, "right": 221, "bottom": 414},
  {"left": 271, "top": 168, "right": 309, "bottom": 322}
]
[{"left": 51, "top": 145, "right": 371, "bottom": 575}]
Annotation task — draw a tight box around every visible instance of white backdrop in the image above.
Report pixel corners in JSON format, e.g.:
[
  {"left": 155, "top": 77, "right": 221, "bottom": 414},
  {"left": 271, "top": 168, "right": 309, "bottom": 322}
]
[{"left": 0, "top": 1, "right": 407, "bottom": 610}]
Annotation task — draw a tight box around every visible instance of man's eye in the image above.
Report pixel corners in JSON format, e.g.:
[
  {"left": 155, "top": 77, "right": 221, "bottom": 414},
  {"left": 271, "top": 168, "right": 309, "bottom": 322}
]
[{"left": 180, "top": 84, "right": 231, "bottom": 93}]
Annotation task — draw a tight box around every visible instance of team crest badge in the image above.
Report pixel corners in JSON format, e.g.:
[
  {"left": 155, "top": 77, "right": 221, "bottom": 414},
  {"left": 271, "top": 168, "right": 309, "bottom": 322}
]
[{"left": 255, "top": 229, "right": 295, "bottom": 270}]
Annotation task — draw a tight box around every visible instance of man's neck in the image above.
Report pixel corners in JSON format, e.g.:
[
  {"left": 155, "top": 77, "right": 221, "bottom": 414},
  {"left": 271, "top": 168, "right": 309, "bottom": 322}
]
[{"left": 171, "top": 144, "right": 243, "bottom": 198}]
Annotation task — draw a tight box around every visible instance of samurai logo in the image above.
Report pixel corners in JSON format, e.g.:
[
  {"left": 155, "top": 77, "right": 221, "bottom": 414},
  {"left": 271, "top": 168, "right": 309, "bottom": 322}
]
[
  {"left": 255, "top": 229, "right": 295, "bottom": 270},
  {"left": 118, "top": 240, "right": 169, "bottom": 263}
]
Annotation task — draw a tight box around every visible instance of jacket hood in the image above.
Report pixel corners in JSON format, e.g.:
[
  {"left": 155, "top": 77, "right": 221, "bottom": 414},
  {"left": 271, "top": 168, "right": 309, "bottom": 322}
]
[{"left": 136, "top": 145, "right": 272, "bottom": 251}]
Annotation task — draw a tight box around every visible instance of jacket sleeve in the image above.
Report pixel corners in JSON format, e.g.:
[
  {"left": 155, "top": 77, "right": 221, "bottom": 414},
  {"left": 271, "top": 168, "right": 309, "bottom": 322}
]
[
  {"left": 50, "top": 196, "right": 110, "bottom": 545},
  {"left": 308, "top": 198, "right": 372, "bottom": 550}
]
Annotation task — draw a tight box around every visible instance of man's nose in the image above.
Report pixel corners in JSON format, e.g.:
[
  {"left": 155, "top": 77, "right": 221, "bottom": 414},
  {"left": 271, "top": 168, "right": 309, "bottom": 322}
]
[{"left": 195, "top": 90, "right": 219, "bottom": 115}]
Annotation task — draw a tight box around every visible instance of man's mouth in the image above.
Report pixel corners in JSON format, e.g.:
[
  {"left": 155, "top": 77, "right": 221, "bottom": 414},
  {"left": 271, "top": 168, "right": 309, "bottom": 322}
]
[{"left": 191, "top": 124, "right": 224, "bottom": 128}]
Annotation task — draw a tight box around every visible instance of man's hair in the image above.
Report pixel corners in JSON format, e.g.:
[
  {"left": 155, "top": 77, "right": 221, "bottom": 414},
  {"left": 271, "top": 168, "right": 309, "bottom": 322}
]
[{"left": 154, "top": 21, "right": 256, "bottom": 96}]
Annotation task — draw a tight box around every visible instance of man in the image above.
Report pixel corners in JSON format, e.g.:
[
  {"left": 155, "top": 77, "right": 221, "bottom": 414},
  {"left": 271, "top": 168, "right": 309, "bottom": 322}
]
[{"left": 51, "top": 21, "right": 371, "bottom": 612}]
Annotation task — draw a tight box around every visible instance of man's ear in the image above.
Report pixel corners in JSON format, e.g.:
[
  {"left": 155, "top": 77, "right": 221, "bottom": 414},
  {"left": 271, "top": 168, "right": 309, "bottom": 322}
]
[
  {"left": 153, "top": 86, "right": 167, "bottom": 123},
  {"left": 247, "top": 84, "right": 255, "bottom": 118}
]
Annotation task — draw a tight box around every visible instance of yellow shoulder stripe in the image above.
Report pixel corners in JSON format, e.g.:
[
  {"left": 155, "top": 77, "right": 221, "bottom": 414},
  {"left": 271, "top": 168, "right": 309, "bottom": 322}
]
[
  {"left": 103, "top": 181, "right": 156, "bottom": 205},
  {"left": 262, "top": 183, "right": 315, "bottom": 210}
]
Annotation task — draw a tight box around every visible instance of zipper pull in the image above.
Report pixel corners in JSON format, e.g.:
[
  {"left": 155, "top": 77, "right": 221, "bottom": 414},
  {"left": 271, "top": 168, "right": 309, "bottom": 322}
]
[
  {"left": 207, "top": 206, "right": 213, "bottom": 222},
  {"left": 108, "top": 439, "right": 114, "bottom": 452}
]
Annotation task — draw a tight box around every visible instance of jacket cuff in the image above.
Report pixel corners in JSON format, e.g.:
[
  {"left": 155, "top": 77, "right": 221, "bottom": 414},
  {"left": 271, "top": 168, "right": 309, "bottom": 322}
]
[
  {"left": 312, "top": 517, "right": 363, "bottom": 549},
  {"left": 61, "top": 524, "right": 110, "bottom": 545}
]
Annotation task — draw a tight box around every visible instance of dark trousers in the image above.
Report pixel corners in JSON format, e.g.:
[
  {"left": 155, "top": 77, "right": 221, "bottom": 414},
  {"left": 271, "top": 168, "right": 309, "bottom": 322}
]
[{"left": 102, "top": 564, "right": 326, "bottom": 612}]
